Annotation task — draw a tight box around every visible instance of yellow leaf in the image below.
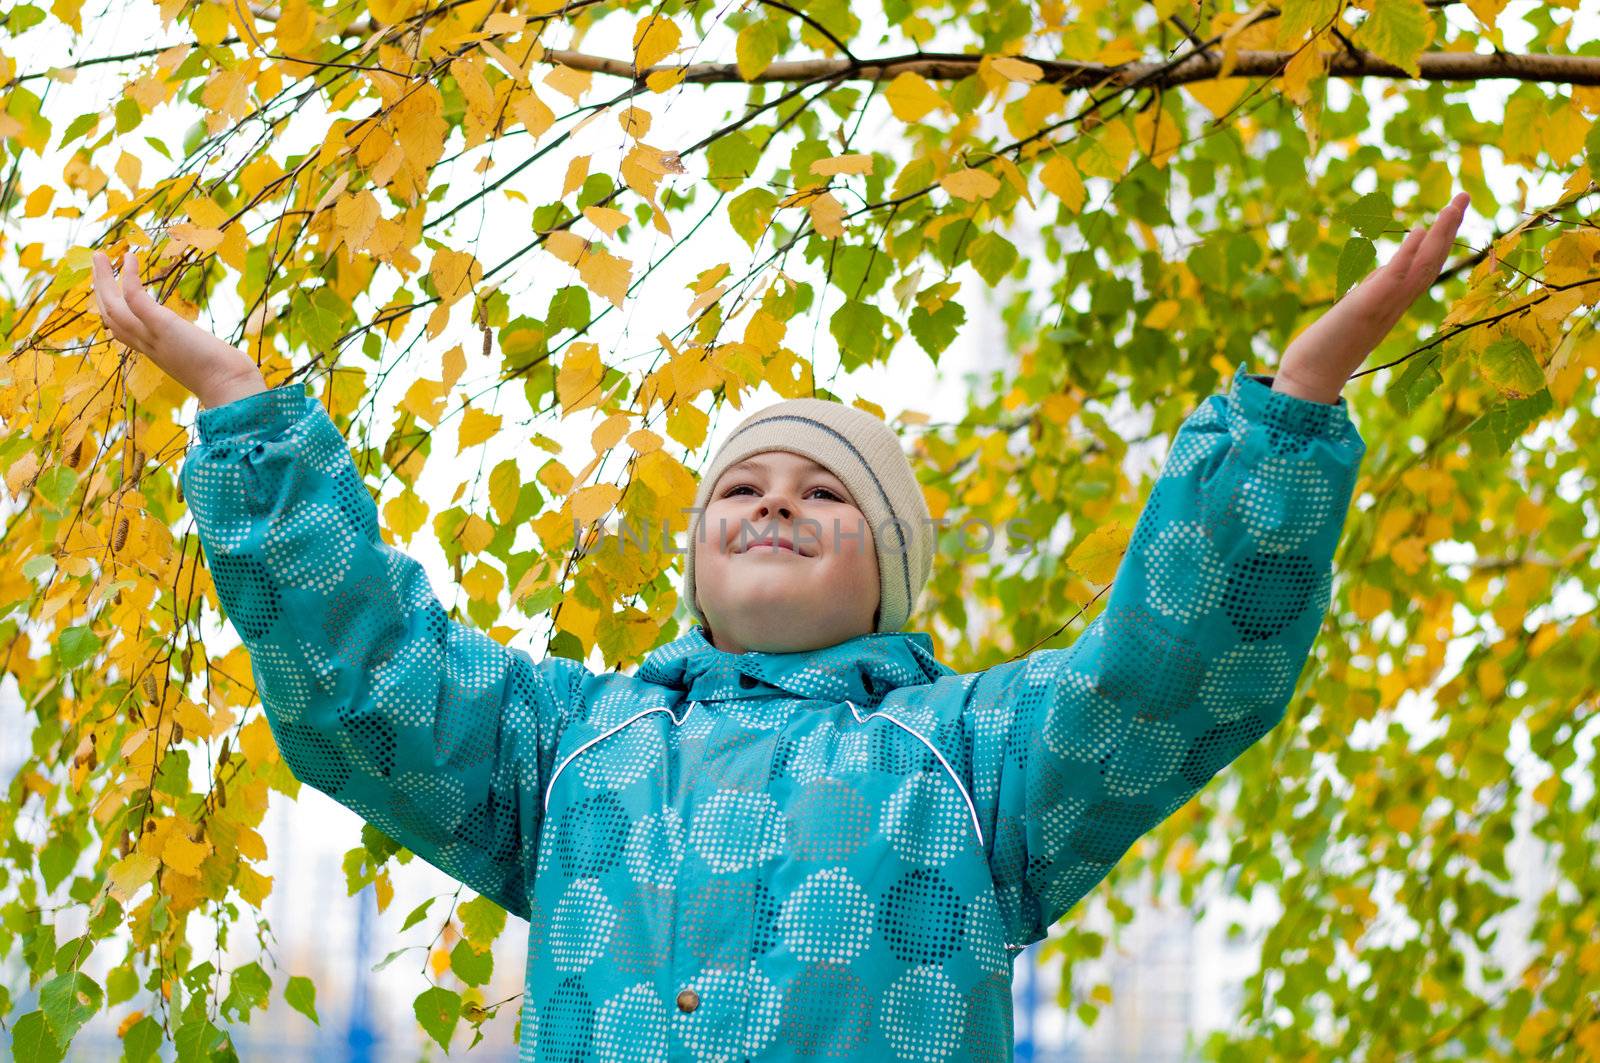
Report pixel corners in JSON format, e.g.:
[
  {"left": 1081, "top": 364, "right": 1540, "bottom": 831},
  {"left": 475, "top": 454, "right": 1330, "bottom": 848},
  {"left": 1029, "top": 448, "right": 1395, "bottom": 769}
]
[
  {"left": 939, "top": 167, "right": 1001, "bottom": 202},
  {"left": 108, "top": 852, "right": 159, "bottom": 903},
  {"left": 543, "top": 63, "right": 591, "bottom": 104},
  {"left": 1142, "top": 299, "right": 1180, "bottom": 329},
  {"left": 538, "top": 459, "right": 574, "bottom": 495},
  {"left": 990, "top": 154, "right": 1034, "bottom": 208},
  {"left": 592, "top": 411, "right": 632, "bottom": 452},
  {"left": 543, "top": 229, "right": 590, "bottom": 267},
  {"left": 399, "top": 377, "right": 448, "bottom": 427},
  {"left": 238, "top": 714, "right": 278, "bottom": 766},
  {"left": 429, "top": 247, "right": 481, "bottom": 307},
  {"left": 627, "top": 429, "right": 663, "bottom": 453},
  {"left": 235, "top": 864, "right": 273, "bottom": 906},
  {"left": 636, "top": 450, "right": 696, "bottom": 514},
  {"left": 810, "top": 153, "right": 873, "bottom": 176},
  {"left": 808, "top": 191, "right": 845, "bottom": 237},
  {"left": 885, "top": 71, "right": 948, "bottom": 123},
  {"left": 461, "top": 561, "right": 504, "bottom": 603},
  {"left": 367, "top": 0, "right": 421, "bottom": 24},
  {"left": 1181, "top": 77, "right": 1249, "bottom": 120},
  {"left": 557, "top": 342, "right": 607, "bottom": 413},
  {"left": 458, "top": 407, "right": 503, "bottom": 449},
  {"left": 646, "top": 67, "right": 687, "bottom": 92},
  {"left": 1133, "top": 105, "right": 1182, "bottom": 169},
  {"left": 23, "top": 185, "right": 55, "bottom": 217},
  {"left": 583, "top": 205, "right": 629, "bottom": 236},
  {"left": 633, "top": 14, "right": 680, "bottom": 69},
  {"left": 1384, "top": 802, "right": 1421, "bottom": 835},
  {"left": 556, "top": 596, "right": 600, "bottom": 647},
  {"left": 162, "top": 833, "right": 210, "bottom": 877},
  {"left": 563, "top": 154, "right": 591, "bottom": 198},
  {"left": 666, "top": 402, "right": 709, "bottom": 449},
  {"left": 512, "top": 88, "right": 555, "bottom": 139},
  {"left": 384, "top": 488, "right": 430, "bottom": 542},
  {"left": 460, "top": 514, "right": 495, "bottom": 553},
  {"left": 989, "top": 56, "right": 1043, "bottom": 83},
  {"left": 617, "top": 106, "right": 652, "bottom": 139},
  {"left": 167, "top": 223, "right": 224, "bottom": 254},
  {"left": 1039, "top": 153, "right": 1085, "bottom": 212},
  {"left": 579, "top": 247, "right": 633, "bottom": 309},
  {"left": 1066, "top": 520, "right": 1130, "bottom": 585},
  {"left": 572, "top": 483, "right": 622, "bottom": 525}
]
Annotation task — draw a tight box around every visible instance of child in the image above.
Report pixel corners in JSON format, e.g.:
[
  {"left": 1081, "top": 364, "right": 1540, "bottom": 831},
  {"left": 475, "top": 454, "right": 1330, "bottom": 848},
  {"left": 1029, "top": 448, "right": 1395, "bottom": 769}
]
[{"left": 90, "top": 191, "right": 1464, "bottom": 1061}]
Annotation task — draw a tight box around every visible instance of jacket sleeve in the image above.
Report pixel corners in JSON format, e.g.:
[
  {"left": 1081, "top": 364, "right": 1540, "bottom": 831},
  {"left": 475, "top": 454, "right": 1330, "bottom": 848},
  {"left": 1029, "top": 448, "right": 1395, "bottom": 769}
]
[
  {"left": 179, "top": 381, "right": 590, "bottom": 920},
  {"left": 964, "top": 361, "right": 1367, "bottom": 948}
]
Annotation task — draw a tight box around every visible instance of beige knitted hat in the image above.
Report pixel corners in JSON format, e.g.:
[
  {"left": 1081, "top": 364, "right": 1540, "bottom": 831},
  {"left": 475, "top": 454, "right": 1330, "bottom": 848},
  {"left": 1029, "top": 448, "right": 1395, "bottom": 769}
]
[{"left": 683, "top": 397, "right": 934, "bottom": 634}]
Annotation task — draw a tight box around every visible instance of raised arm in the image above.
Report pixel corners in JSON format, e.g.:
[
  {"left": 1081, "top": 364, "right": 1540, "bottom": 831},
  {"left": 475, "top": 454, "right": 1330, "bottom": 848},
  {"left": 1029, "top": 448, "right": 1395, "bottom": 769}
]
[
  {"left": 964, "top": 362, "right": 1367, "bottom": 948},
  {"left": 180, "top": 383, "right": 590, "bottom": 918}
]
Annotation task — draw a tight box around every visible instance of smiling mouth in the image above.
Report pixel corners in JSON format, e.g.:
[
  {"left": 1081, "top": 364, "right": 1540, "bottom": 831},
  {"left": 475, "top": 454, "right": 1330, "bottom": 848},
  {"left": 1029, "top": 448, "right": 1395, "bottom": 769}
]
[{"left": 739, "top": 536, "right": 811, "bottom": 556}]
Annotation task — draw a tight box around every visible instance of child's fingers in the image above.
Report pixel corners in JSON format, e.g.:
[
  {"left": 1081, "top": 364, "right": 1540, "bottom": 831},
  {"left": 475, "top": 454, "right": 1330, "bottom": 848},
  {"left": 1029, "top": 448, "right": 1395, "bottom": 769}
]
[{"left": 92, "top": 251, "right": 134, "bottom": 324}]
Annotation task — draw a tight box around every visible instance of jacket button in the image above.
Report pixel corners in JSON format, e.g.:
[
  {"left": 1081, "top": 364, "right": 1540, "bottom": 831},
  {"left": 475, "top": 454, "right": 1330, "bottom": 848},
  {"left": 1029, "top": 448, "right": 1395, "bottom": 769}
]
[
  {"left": 676, "top": 988, "right": 700, "bottom": 1013},
  {"left": 738, "top": 674, "right": 757, "bottom": 689}
]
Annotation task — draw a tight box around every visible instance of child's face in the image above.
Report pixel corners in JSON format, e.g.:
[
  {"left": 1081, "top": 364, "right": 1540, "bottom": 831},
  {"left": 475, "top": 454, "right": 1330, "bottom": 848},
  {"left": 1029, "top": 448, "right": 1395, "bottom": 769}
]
[{"left": 695, "top": 449, "right": 880, "bottom": 654}]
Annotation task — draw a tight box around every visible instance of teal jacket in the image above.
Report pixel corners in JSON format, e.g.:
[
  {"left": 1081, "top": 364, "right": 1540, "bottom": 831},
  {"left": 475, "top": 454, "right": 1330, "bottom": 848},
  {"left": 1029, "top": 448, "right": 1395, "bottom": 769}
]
[{"left": 179, "top": 363, "right": 1364, "bottom": 1062}]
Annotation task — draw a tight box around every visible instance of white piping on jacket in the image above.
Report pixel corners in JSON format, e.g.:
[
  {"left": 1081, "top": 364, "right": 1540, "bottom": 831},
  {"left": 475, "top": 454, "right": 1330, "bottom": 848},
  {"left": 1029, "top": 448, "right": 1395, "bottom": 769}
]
[
  {"left": 542, "top": 703, "right": 693, "bottom": 812},
  {"left": 845, "top": 699, "right": 985, "bottom": 848}
]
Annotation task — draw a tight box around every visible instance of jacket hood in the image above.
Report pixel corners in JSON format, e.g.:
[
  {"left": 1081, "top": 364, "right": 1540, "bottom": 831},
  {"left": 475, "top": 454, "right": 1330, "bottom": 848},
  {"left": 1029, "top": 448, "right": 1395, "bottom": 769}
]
[{"left": 635, "top": 622, "right": 956, "bottom": 706}]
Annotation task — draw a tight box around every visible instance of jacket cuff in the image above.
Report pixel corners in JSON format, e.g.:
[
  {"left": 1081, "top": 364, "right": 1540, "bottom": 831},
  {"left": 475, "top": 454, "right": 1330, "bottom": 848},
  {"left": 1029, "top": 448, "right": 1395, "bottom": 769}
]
[
  {"left": 195, "top": 381, "right": 312, "bottom": 445},
  {"left": 1230, "top": 361, "right": 1354, "bottom": 440}
]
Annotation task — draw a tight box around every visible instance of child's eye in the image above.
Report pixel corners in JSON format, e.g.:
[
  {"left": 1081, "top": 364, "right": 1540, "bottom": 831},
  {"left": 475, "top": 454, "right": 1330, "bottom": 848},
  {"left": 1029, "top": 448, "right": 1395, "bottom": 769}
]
[{"left": 720, "top": 484, "right": 845, "bottom": 502}]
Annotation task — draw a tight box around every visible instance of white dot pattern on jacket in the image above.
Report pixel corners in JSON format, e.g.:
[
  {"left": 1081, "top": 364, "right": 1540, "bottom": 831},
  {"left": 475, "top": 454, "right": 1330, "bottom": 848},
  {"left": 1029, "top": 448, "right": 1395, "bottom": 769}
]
[{"left": 178, "top": 361, "right": 1365, "bottom": 1061}]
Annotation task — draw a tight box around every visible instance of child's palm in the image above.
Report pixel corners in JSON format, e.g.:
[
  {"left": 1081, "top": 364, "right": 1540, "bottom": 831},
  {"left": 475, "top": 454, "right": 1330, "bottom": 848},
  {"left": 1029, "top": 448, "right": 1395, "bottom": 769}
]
[{"left": 92, "top": 250, "right": 263, "bottom": 407}]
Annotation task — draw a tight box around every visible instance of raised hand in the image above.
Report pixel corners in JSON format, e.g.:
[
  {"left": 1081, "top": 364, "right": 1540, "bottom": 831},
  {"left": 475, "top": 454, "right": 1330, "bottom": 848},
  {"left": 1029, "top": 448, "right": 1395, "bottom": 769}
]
[
  {"left": 91, "top": 249, "right": 266, "bottom": 409},
  {"left": 1274, "top": 191, "right": 1473, "bottom": 404}
]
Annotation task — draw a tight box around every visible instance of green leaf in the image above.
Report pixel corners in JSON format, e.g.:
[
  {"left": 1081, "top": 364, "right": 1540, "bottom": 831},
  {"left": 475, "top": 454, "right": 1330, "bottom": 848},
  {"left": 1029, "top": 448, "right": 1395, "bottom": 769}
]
[
  {"left": 735, "top": 19, "right": 780, "bottom": 81},
  {"left": 545, "top": 285, "right": 590, "bottom": 334},
  {"left": 1352, "top": 0, "right": 1432, "bottom": 77},
  {"left": 373, "top": 945, "right": 414, "bottom": 973},
  {"left": 458, "top": 894, "right": 507, "bottom": 947},
  {"left": 414, "top": 985, "right": 462, "bottom": 1051},
  {"left": 105, "top": 961, "right": 140, "bottom": 1007},
  {"left": 705, "top": 128, "right": 760, "bottom": 192},
  {"left": 829, "top": 299, "right": 888, "bottom": 370},
  {"left": 284, "top": 974, "right": 319, "bottom": 1025},
  {"left": 967, "top": 231, "right": 1018, "bottom": 286},
  {"left": 34, "top": 465, "right": 77, "bottom": 509},
  {"left": 361, "top": 822, "right": 402, "bottom": 863},
  {"left": 120, "top": 1014, "right": 163, "bottom": 1062},
  {"left": 37, "top": 831, "right": 80, "bottom": 894},
  {"left": 1477, "top": 335, "right": 1544, "bottom": 398},
  {"left": 1389, "top": 354, "right": 1444, "bottom": 413},
  {"left": 450, "top": 940, "right": 494, "bottom": 986},
  {"left": 10, "top": 1011, "right": 64, "bottom": 1063},
  {"left": 56, "top": 625, "right": 100, "bottom": 670},
  {"left": 39, "top": 971, "right": 102, "bottom": 1045},
  {"left": 728, "top": 187, "right": 778, "bottom": 249},
  {"left": 220, "top": 961, "right": 272, "bottom": 1022},
  {"left": 399, "top": 896, "right": 437, "bottom": 933},
  {"left": 172, "top": 1017, "right": 231, "bottom": 1061},
  {"left": 909, "top": 298, "right": 966, "bottom": 363},
  {"left": 1342, "top": 191, "right": 1392, "bottom": 240},
  {"left": 1335, "top": 236, "right": 1377, "bottom": 299}
]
